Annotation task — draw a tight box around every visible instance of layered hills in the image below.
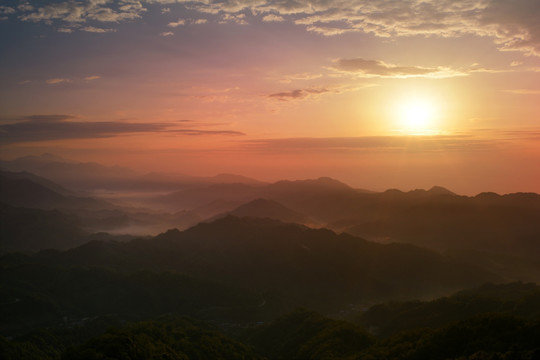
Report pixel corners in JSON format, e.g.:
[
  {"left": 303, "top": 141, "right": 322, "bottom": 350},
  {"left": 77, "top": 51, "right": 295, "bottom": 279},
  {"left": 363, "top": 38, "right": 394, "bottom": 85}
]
[
  {"left": 2, "top": 216, "right": 497, "bottom": 325},
  {"left": 1, "top": 155, "right": 539, "bottom": 360}
]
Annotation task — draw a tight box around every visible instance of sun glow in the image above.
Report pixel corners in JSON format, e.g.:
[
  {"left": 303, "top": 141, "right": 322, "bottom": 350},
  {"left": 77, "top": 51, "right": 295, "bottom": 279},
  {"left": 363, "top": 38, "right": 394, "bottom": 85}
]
[{"left": 395, "top": 96, "right": 440, "bottom": 135}]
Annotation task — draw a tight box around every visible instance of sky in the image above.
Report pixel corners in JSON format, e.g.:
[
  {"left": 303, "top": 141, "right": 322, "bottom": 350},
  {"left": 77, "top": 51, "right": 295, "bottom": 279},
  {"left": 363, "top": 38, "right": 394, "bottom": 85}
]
[{"left": 1, "top": 0, "right": 539, "bottom": 195}]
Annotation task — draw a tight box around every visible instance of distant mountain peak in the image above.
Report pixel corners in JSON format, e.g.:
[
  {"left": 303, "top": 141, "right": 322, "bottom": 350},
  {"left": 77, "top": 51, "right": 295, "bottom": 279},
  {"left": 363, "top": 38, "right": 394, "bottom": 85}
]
[
  {"left": 272, "top": 177, "right": 352, "bottom": 190},
  {"left": 202, "top": 198, "right": 311, "bottom": 226},
  {"left": 427, "top": 186, "right": 456, "bottom": 196},
  {"left": 210, "top": 173, "right": 266, "bottom": 185},
  {"left": 11, "top": 153, "right": 75, "bottom": 164},
  {"left": 384, "top": 186, "right": 455, "bottom": 196}
]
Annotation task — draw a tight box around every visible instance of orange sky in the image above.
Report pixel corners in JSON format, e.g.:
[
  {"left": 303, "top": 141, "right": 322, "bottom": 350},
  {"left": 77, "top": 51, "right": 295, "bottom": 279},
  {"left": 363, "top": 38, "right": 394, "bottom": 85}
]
[{"left": 1, "top": 0, "right": 539, "bottom": 194}]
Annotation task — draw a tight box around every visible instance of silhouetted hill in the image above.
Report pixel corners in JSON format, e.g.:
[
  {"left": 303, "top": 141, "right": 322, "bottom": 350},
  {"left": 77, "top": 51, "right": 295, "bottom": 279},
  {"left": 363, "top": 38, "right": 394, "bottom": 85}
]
[
  {"left": 155, "top": 183, "right": 258, "bottom": 210},
  {"left": 334, "top": 190, "right": 540, "bottom": 281},
  {"left": 63, "top": 317, "right": 262, "bottom": 360},
  {"left": 0, "top": 260, "right": 262, "bottom": 336},
  {"left": 427, "top": 185, "right": 456, "bottom": 196},
  {"left": 246, "top": 307, "right": 540, "bottom": 360},
  {"left": 0, "top": 154, "right": 137, "bottom": 191},
  {"left": 210, "top": 173, "right": 267, "bottom": 186},
  {"left": 0, "top": 177, "right": 65, "bottom": 208},
  {"left": 355, "top": 282, "right": 540, "bottom": 337},
  {"left": 156, "top": 176, "right": 368, "bottom": 222},
  {"left": 474, "top": 191, "right": 540, "bottom": 209},
  {"left": 21, "top": 216, "right": 498, "bottom": 312},
  {"left": 245, "top": 309, "right": 374, "bottom": 359},
  {"left": 0, "top": 203, "right": 86, "bottom": 251},
  {"left": 359, "top": 314, "right": 540, "bottom": 360},
  {"left": 193, "top": 199, "right": 245, "bottom": 218},
  {"left": 132, "top": 172, "right": 266, "bottom": 192},
  {"left": 0, "top": 154, "right": 267, "bottom": 193},
  {"left": 0, "top": 173, "right": 114, "bottom": 211},
  {"left": 0, "top": 170, "right": 74, "bottom": 196},
  {"left": 208, "top": 198, "right": 311, "bottom": 224},
  {"left": 3, "top": 307, "right": 539, "bottom": 360},
  {"left": 265, "top": 177, "right": 355, "bottom": 193}
]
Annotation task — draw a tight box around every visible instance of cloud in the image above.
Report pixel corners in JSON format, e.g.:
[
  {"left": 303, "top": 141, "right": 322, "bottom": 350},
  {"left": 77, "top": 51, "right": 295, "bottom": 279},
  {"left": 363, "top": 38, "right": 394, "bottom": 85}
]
[
  {"left": 268, "top": 83, "right": 376, "bottom": 101},
  {"left": 0, "top": 115, "right": 244, "bottom": 143},
  {"left": 160, "top": 0, "right": 540, "bottom": 56},
  {"left": 167, "top": 17, "right": 207, "bottom": 27},
  {"left": 278, "top": 72, "right": 323, "bottom": 83},
  {"left": 333, "top": 58, "right": 464, "bottom": 78},
  {"left": 240, "top": 135, "right": 501, "bottom": 154},
  {"left": 20, "top": 115, "right": 75, "bottom": 122},
  {"left": 160, "top": 31, "right": 174, "bottom": 36},
  {"left": 18, "top": 3, "right": 34, "bottom": 12},
  {"left": 221, "top": 13, "right": 247, "bottom": 25},
  {"left": 19, "top": 0, "right": 146, "bottom": 24},
  {"left": 165, "top": 129, "right": 245, "bottom": 136},
  {"left": 46, "top": 78, "right": 71, "bottom": 84},
  {"left": 44, "top": 76, "right": 102, "bottom": 84},
  {"left": 81, "top": 26, "right": 115, "bottom": 33},
  {"left": 0, "top": 5, "right": 15, "bottom": 16},
  {"left": 269, "top": 87, "right": 330, "bottom": 100},
  {"left": 57, "top": 27, "right": 74, "bottom": 33},
  {"left": 502, "top": 89, "right": 540, "bottom": 95},
  {"left": 8, "top": 1, "right": 540, "bottom": 56},
  {"left": 479, "top": 0, "right": 540, "bottom": 56},
  {"left": 262, "top": 14, "right": 284, "bottom": 22},
  {"left": 168, "top": 18, "right": 185, "bottom": 27}
]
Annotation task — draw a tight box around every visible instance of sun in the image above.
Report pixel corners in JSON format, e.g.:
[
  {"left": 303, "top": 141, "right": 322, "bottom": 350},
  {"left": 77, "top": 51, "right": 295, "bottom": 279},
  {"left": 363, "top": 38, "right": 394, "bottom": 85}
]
[{"left": 394, "top": 96, "right": 439, "bottom": 135}]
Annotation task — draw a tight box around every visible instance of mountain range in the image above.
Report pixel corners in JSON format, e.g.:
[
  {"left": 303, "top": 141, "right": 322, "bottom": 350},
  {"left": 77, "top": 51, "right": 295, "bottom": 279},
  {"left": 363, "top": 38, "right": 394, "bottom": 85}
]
[{"left": 1, "top": 155, "right": 539, "bottom": 283}]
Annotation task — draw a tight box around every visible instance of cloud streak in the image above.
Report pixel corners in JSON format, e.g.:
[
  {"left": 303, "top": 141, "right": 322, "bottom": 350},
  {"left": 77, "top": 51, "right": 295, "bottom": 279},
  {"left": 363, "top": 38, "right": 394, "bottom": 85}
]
[
  {"left": 240, "top": 135, "right": 503, "bottom": 154},
  {"left": 0, "top": 115, "right": 245, "bottom": 144},
  {"left": 333, "top": 58, "right": 465, "bottom": 78},
  {"left": 268, "top": 87, "right": 330, "bottom": 100}
]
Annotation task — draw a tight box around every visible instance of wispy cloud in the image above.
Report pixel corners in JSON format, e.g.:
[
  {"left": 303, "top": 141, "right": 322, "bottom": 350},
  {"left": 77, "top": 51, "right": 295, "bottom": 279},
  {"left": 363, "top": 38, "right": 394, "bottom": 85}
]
[
  {"left": 277, "top": 73, "right": 323, "bottom": 84},
  {"left": 240, "top": 135, "right": 503, "bottom": 154},
  {"left": 46, "top": 78, "right": 71, "bottom": 84},
  {"left": 220, "top": 13, "right": 247, "bottom": 25},
  {"left": 168, "top": 18, "right": 185, "bottom": 27},
  {"left": 333, "top": 58, "right": 465, "bottom": 78},
  {"left": 44, "top": 76, "right": 101, "bottom": 84},
  {"left": 166, "top": 129, "right": 245, "bottom": 136},
  {"left": 0, "top": 115, "right": 245, "bottom": 144},
  {"left": 269, "top": 87, "right": 330, "bottom": 101},
  {"left": 84, "top": 75, "right": 101, "bottom": 81},
  {"left": 262, "top": 14, "right": 284, "bottom": 22},
  {"left": 502, "top": 89, "right": 540, "bottom": 95},
  {"left": 168, "top": 17, "right": 207, "bottom": 27},
  {"left": 81, "top": 26, "right": 116, "bottom": 33},
  {"left": 0, "top": 5, "right": 16, "bottom": 20}
]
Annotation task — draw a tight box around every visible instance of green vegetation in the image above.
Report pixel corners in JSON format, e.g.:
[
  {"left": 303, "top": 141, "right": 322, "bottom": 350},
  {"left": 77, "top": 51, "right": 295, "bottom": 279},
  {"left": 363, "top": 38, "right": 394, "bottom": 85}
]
[
  {"left": 356, "top": 282, "right": 540, "bottom": 337},
  {"left": 3, "top": 310, "right": 538, "bottom": 360},
  {"left": 356, "top": 314, "right": 540, "bottom": 360},
  {"left": 245, "top": 309, "right": 374, "bottom": 359},
  {"left": 1, "top": 317, "right": 261, "bottom": 360},
  {"left": 0, "top": 263, "right": 261, "bottom": 336}
]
